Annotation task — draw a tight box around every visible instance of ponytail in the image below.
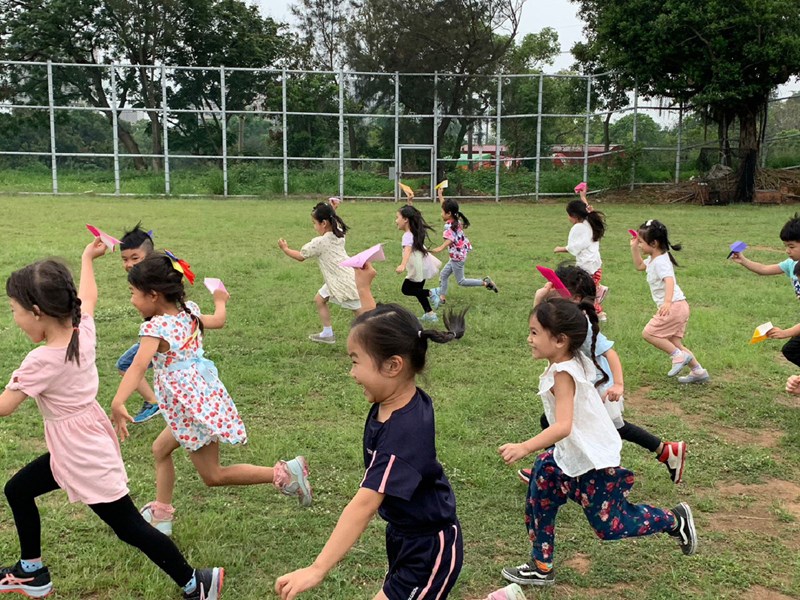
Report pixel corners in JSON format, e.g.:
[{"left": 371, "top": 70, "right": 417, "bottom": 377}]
[
  {"left": 67, "top": 287, "right": 82, "bottom": 366},
  {"left": 312, "top": 202, "right": 349, "bottom": 238},
  {"left": 420, "top": 307, "right": 468, "bottom": 344},
  {"left": 566, "top": 200, "right": 605, "bottom": 241},
  {"left": 441, "top": 199, "right": 470, "bottom": 230},
  {"left": 577, "top": 299, "right": 609, "bottom": 389}
]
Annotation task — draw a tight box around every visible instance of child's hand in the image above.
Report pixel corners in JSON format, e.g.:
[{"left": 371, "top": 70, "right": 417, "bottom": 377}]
[
  {"left": 395, "top": 265, "right": 404, "bottom": 274},
  {"left": 111, "top": 404, "right": 133, "bottom": 442},
  {"left": 533, "top": 283, "right": 554, "bottom": 305},
  {"left": 604, "top": 383, "right": 624, "bottom": 402},
  {"left": 83, "top": 238, "right": 107, "bottom": 260},
  {"left": 354, "top": 263, "right": 377, "bottom": 289},
  {"left": 278, "top": 238, "right": 289, "bottom": 251},
  {"left": 786, "top": 375, "right": 800, "bottom": 395},
  {"left": 767, "top": 327, "right": 790, "bottom": 339},
  {"left": 275, "top": 565, "right": 326, "bottom": 600},
  {"left": 629, "top": 237, "right": 639, "bottom": 248},
  {"left": 212, "top": 288, "right": 230, "bottom": 303},
  {"left": 730, "top": 252, "right": 745, "bottom": 264},
  {"left": 498, "top": 442, "right": 529, "bottom": 465},
  {"left": 657, "top": 302, "right": 671, "bottom": 317}
]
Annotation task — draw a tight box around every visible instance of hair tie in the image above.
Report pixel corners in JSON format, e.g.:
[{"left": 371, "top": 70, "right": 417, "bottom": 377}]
[
  {"left": 73, "top": 326, "right": 79, "bottom": 332},
  {"left": 164, "top": 250, "right": 196, "bottom": 285},
  {"left": 418, "top": 330, "right": 423, "bottom": 338},
  {"left": 645, "top": 219, "right": 653, "bottom": 226}
]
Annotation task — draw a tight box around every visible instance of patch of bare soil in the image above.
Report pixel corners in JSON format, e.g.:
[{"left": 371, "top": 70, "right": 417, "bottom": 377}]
[{"left": 563, "top": 553, "right": 591, "bottom": 576}]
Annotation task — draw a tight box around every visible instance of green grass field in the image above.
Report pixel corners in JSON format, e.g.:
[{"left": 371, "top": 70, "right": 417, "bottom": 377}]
[{"left": 0, "top": 196, "right": 799, "bottom": 599}]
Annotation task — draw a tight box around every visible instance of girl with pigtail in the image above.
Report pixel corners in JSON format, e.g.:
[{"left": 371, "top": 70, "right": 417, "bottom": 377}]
[
  {"left": 498, "top": 297, "right": 697, "bottom": 588},
  {"left": 554, "top": 200, "right": 608, "bottom": 319},
  {"left": 0, "top": 240, "right": 224, "bottom": 599},
  {"left": 395, "top": 205, "right": 442, "bottom": 322},
  {"left": 431, "top": 198, "right": 498, "bottom": 305},
  {"left": 111, "top": 251, "right": 312, "bottom": 539}
]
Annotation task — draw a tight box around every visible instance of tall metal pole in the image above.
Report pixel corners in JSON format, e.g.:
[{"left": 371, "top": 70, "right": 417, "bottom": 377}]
[
  {"left": 534, "top": 74, "right": 543, "bottom": 201},
  {"left": 583, "top": 75, "right": 592, "bottom": 184},
  {"left": 46, "top": 61, "right": 58, "bottom": 194},
  {"left": 282, "top": 68, "right": 288, "bottom": 197},
  {"left": 161, "top": 64, "right": 170, "bottom": 195},
  {"left": 631, "top": 82, "right": 638, "bottom": 190},
  {"left": 394, "top": 72, "right": 400, "bottom": 202},
  {"left": 675, "top": 102, "right": 683, "bottom": 183},
  {"left": 433, "top": 72, "right": 439, "bottom": 195},
  {"left": 110, "top": 64, "right": 120, "bottom": 196},
  {"left": 495, "top": 75, "right": 502, "bottom": 202},
  {"left": 220, "top": 66, "right": 228, "bottom": 196},
  {"left": 338, "top": 70, "right": 345, "bottom": 200}
]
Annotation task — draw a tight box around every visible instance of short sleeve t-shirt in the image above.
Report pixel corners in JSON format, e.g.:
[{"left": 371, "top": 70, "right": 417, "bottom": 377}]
[
  {"left": 361, "top": 388, "right": 457, "bottom": 534},
  {"left": 443, "top": 222, "right": 472, "bottom": 262},
  {"left": 566, "top": 221, "right": 602, "bottom": 274},
  {"left": 644, "top": 254, "right": 686, "bottom": 307},
  {"left": 401, "top": 231, "right": 428, "bottom": 282},
  {"left": 778, "top": 258, "right": 800, "bottom": 298},
  {"left": 300, "top": 232, "right": 359, "bottom": 302}
]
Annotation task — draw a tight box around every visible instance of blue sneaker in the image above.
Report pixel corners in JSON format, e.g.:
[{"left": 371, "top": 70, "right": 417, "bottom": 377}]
[
  {"left": 279, "top": 456, "right": 313, "bottom": 507},
  {"left": 429, "top": 288, "right": 441, "bottom": 310},
  {"left": 133, "top": 402, "right": 160, "bottom": 424},
  {"left": 420, "top": 312, "right": 439, "bottom": 323}
]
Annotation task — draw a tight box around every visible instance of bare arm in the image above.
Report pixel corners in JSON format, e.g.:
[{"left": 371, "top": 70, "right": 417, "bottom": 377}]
[
  {"left": 498, "top": 370, "right": 575, "bottom": 463},
  {"left": 630, "top": 238, "right": 646, "bottom": 271},
  {"left": 396, "top": 245, "right": 412, "bottom": 273},
  {"left": 730, "top": 253, "right": 784, "bottom": 275},
  {"left": 279, "top": 239, "right": 306, "bottom": 262},
  {"left": 0, "top": 389, "right": 28, "bottom": 417},
  {"left": 78, "top": 239, "right": 107, "bottom": 317},
  {"left": 275, "top": 487, "right": 384, "bottom": 599},
  {"left": 658, "top": 277, "right": 675, "bottom": 316},
  {"left": 602, "top": 348, "right": 624, "bottom": 402},
  {"left": 200, "top": 290, "right": 229, "bottom": 330},
  {"left": 431, "top": 239, "right": 452, "bottom": 253},
  {"left": 110, "top": 336, "right": 161, "bottom": 440}
]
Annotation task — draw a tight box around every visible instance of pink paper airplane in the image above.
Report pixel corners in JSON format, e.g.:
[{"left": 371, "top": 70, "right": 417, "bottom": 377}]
[
  {"left": 628, "top": 229, "right": 638, "bottom": 238},
  {"left": 340, "top": 244, "right": 386, "bottom": 269},
  {"left": 536, "top": 266, "right": 571, "bottom": 299},
  {"left": 574, "top": 182, "right": 588, "bottom": 194},
  {"left": 203, "top": 278, "right": 228, "bottom": 294},
  {"left": 86, "top": 224, "right": 122, "bottom": 251}
]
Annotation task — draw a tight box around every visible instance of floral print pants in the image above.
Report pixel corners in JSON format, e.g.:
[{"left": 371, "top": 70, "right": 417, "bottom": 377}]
[{"left": 525, "top": 451, "right": 676, "bottom": 564}]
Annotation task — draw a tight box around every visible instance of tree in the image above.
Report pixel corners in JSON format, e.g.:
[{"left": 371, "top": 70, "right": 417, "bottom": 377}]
[{"left": 573, "top": 0, "right": 800, "bottom": 200}]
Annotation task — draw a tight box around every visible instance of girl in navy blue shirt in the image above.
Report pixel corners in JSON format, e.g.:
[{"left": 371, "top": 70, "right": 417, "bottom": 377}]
[{"left": 275, "top": 304, "right": 466, "bottom": 600}]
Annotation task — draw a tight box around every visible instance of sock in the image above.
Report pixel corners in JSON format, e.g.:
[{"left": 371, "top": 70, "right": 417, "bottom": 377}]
[
  {"left": 534, "top": 559, "right": 552, "bottom": 573},
  {"left": 183, "top": 570, "right": 197, "bottom": 594},
  {"left": 670, "top": 349, "right": 683, "bottom": 358},
  {"left": 20, "top": 558, "right": 43, "bottom": 573},
  {"left": 692, "top": 363, "right": 704, "bottom": 372},
  {"left": 656, "top": 445, "right": 668, "bottom": 462},
  {"left": 150, "top": 501, "right": 175, "bottom": 521},
  {"left": 273, "top": 460, "right": 289, "bottom": 489},
  {"left": 321, "top": 326, "right": 333, "bottom": 337}
]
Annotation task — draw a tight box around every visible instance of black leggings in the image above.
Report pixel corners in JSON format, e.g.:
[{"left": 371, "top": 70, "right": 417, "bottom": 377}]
[
  {"left": 540, "top": 414, "right": 661, "bottom": 453},
  {"left": 782, "top": 336, "right": 800, "bottom": 368},
  {"left": 401, "top": 279, "right": 432, "bottom": 313},
  {"left": 3, "top": 453, "right": 193, "bottom": 587}
]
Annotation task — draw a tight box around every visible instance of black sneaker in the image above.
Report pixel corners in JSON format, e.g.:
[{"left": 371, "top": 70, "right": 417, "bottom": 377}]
[
  {"left": 183, "top": 568, "right": 224, "bottom": 600},
  {"left": 0, "top": 561, "right": 53, "bottom": 598},
  {"left": 668, "top": 502, "right": 698, "bottom": 556},
  {"left": 501, "top": 562, "right": 555, "bottom": 586},
  {"left": 483, "top": 276, "right": 499, "bottom": 293}
]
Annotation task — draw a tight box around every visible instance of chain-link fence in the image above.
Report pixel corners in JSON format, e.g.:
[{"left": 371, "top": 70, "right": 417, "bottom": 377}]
[{"left": 0, "top": 60, "right": 797, "bottom": 200}]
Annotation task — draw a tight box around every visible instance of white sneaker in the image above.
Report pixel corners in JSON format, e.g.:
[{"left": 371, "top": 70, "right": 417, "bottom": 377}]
[
  {"left": 308, "top": 333, "right": 336, "bottom": 344},
  {"left": 597, "top": 284, "right": 609, "bottom": 304},
  {"left": 678, "top": 369, "right": 710, "bottom": 384}
]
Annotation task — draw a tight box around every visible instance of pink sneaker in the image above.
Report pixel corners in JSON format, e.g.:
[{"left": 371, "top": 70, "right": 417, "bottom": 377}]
[{"left": 487, "top": 583, "right": 527, "bottom": 599}]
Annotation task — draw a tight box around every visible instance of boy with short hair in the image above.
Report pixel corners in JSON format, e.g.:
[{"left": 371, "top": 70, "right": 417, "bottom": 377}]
[
  {"left": 731, "top": 213, "right": 800, "bottom": 367},
  {"left": 117, "top": 223, "right": 159, "bottom": 423}
]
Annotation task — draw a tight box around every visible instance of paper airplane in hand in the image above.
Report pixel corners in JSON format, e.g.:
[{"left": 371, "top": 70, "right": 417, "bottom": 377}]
[
  {"left": 750, "top": 321, "right": 773, "bottom": 344},
  {"left": 86, "top": 224, "right": 122, "bottom": 251},
  {"left": 399, "top": 183, "right": 415, "bottom": 200},
  {"left": 203, "top": 278, "right": 228, "bottom": 295},
  {"left": 340, "top": 244, "right": 386, "bottom": 269},
  {"left": 727, "top": 241, "right": 747, "bottom": 259},
  {"left": 574, "top": 182, "right": 588, "bottom": 194},
  {"left": 628, "top": 229, "right": 638, "bottom": 238},
  {"left": 435, "top": 180, "right": 448, "bottom": 190},
  {"left": 536, "top": 266, "right": 571, "bottom": 299}
]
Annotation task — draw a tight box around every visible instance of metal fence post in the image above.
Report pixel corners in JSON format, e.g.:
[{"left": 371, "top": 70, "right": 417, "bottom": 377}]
[
  {"left": 282, "top": 68, "right": 288, "bottom": 197},
  {"left": 338, "top": 70, "right": 345, "bottom": 200},
  {"left": 110, "top": 64, "right": 120, "bottom": 195},
  {"left": 534, "top": 74, "right": 543, "bottom": 201},
  {"left": 46, "top": 61, "right": 58, "bottom": 194},
  {"left": 583, "top": 75, "right": 592, "bottom": 184},
  {"left": 161, "top": 64, "right": 170, "bottom": 195},
  {"left": 433, "top": 72, "right": 438, "bottom": 187},
  {"left": 675, "top": 102, "right": 682, "bottom": 183},
  {"left": 220, "top": 66, "right": 228, "bottom": 196},
  {"left": 495, "top": 75, "right": 502, "bottom": 202},
  {"left": 630, "top": 82, "right": 638, "bottom": 190},
  {"left": 394, "top": 72, "right": 399, "bottom": 202}
]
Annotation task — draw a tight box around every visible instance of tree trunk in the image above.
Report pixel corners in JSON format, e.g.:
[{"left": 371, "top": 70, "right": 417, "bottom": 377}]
[
  {"left": 736, "top": 103, "right": 762, "bottom": 203},
  {"left": 117, "top": 126, "right": 147, "bottom": 170},
  {"left": 347, "top": 117, "right": 360, "bottom": 170}
]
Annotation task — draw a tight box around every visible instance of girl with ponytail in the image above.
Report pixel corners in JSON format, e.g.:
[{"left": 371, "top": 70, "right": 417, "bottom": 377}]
[
  {"left": 395, "top": 205, "right": 442, "bottom": 322},
  {"left": 276, "top": 303, "right": 466, "bottom": 600},
  {"left": 111, "top": 251, "right": 312, "bottom": 539},
  {"left": 431, "top": 198, "right": 498, "bottom": 305},
  {"left": 554, "top": 200, "right": 608, "bottom": 319}
]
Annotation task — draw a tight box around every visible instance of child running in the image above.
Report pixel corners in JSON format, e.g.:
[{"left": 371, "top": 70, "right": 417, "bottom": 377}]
[
  {"left": 395, "top": 205, "right": 441, "bottom": 322},
  {"left": 631, "top": 219, "right": 709, "bottom": 383},
  {"left": 279, "top": 202, "right": 362, "bottom": 344},
  {"left": 520, "top": 265, "right": 687, "bottom": 484},
  {"left": 431, "top": 198, "right": 498, "bottom": 304},
  {"left": 275, "top": 304, "right": 466, "bottom": 600},
  {"left": 0, "top": 240, "right": 223, "bottom": 600},
  {"left": 118, "top": 223, "right": 160, "bottom": 424},
  {"left": 110, "top": 252, "right": 311, "bottom": 537},
  {"left": 554, "top": 200, "right": 607, "bottom": 319},
  {"left": 730, "top": 213, "right": 800, "bottom": 367},
  {"left": 499, "top": 297, "right": 697, "bottom": 587}
]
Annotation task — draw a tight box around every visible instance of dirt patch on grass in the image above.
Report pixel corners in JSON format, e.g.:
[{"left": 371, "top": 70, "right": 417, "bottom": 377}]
[
  {"left": 741, "top": 585, "right": 796, "bottom": 600},
  {"left": 712, "top": 425, "right": 782, "bottom": 449},
  {"left": 563, "top": 553, "right": 591, "bottom": 576}
]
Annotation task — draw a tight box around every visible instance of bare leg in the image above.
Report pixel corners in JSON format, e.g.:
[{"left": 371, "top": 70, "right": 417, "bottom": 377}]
[
  {"left": 669, "top": 336, "right": 700, "bottom": 368},
  {"left": 189, "top": 441, "right": 275, "bottom": 487},
  {"left": 642, "top": 330, "right": 678, "bottom": 355},
  {"left": 152, "top": 427, "right": 181, "bottom": 505},
  {"left": 315, "top": 293, "right": 332, "bottom": 328},
  {"left": 136, "top": 377, "right": 157, "bottom": 405},
  {"left": 372, "top": 591, "right": 390, "bottom": 600}
]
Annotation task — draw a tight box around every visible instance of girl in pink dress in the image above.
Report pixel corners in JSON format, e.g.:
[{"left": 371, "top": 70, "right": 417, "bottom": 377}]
[
  {"left": 0, "top": 240, "right": 222, "bottom": 599},
  {"left": 111, "top": 252, "right": 312, "bottom": 538}
]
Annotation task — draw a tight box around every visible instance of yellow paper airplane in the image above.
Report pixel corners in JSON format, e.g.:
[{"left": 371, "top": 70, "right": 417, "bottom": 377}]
[
  {"left": 750, "top": 321, "right": 773, "bottom": 344},
  {"left": 399, "top": 183, "right": 414, "bottom": 200},
  {"left": 435, "top": 180, "right": 448, "bottom": 190}
]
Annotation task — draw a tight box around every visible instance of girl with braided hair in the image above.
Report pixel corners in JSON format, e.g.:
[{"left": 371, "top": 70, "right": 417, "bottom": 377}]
[
  {"left": 0, "top": 240, "right": 224, "bottom": 599},
  {"left": 111, "top": 252, "right": 312, "bottom": 539}
]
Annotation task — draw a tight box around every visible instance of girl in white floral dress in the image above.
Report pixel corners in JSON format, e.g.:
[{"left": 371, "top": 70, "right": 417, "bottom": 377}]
[{"left": 111, "top": 252, "right": 312, "bottom": 536}]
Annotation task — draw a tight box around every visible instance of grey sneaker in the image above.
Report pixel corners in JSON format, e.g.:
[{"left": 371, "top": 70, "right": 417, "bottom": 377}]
[
  {"left": 279, "top": 456, "right": 313, "bottom": 507},
  {"left": 501, "top": 562, "right": 554, "bottom": 586},
  {"left": 308, "top": 333, "right": 336, "bottom": 344},
  {"left": 667, "top": 352, "right": 693, "bottom": 376},
  {"left": 420, "top": 312, "right": 439, "bottom": 323},
  {"left": 678, "top": 369, "right": 710, "bottom": 384},
  {"left": 668, "top": 502, "right": 698, "bottom": 555},
  {"left": 183, "top": 568, "right": 224, "bottom": 600},
  {"left": 140, "top": 502, "right": 173, "bottom": 536}
]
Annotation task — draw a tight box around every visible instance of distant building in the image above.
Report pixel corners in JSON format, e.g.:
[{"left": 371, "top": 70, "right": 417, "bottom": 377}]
[{"left": 551, "top": 144, "right": 624, "bottom": 167}]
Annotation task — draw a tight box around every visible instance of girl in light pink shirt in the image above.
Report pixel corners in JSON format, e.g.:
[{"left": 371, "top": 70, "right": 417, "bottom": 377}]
[{"left": 0, "top": 239, "right": 222, "bottom": 600}]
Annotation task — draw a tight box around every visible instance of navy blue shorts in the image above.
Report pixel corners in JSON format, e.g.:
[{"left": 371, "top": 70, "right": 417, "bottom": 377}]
[
  {"left": 383, "top": 521, "right": 463, "bottom": 600},
  {"left": 116, "top": 343, "right": 151, "bottom": 372}
]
